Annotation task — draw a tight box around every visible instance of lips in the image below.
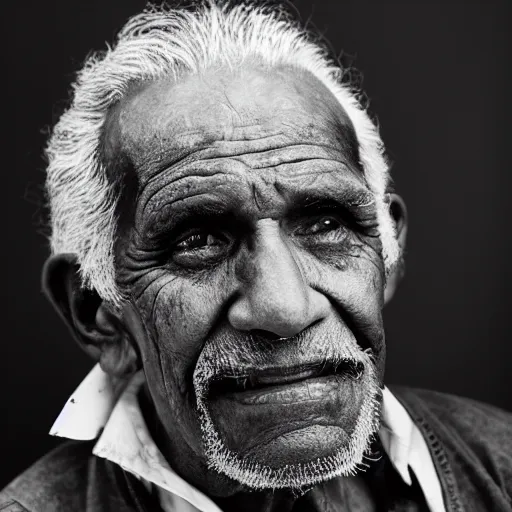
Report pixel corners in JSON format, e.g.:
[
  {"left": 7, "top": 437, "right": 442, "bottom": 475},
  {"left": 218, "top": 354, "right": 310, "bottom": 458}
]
[
  {"left": 206, "top": 357, "right": 370, "bottom": 459},
  {"left": 209, "top": 359, "right": 364, "bottom": 397}
]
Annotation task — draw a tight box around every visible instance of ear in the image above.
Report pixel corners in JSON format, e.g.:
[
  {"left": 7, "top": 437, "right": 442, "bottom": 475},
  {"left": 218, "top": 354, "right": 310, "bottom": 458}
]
[
  {"left": 384, "top": 193, "right": 408, "bottom": 305},
  {"left": 42, "top": 253, "right": 140, "bottom": 377}
]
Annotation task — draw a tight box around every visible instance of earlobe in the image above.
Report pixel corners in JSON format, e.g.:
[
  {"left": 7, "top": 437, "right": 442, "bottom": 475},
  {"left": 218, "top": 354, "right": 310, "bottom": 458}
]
[
  {"left": 384, "top": 194, "right": 408, "bottom": 305},
  {"left": 42, "top": 253, "right": 140, "bottom": 377}
]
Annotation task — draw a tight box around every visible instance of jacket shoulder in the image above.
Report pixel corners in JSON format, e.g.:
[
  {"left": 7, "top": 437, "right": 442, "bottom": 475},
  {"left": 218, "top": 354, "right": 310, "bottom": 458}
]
[
  {"left": 391, "top": 385, "right": 512, "bottom": 446},
  {"left": 0, "top": 441, "right": 95, "bottom": 512},
  {"left": 391, "top": 386, "right": 512, "bottom": 507}
]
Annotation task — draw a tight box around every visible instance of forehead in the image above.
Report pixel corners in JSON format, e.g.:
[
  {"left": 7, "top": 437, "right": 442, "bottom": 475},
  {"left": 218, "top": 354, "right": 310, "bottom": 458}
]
[{"left": 104, "top": 64, "right": 360, "bottom": 177}]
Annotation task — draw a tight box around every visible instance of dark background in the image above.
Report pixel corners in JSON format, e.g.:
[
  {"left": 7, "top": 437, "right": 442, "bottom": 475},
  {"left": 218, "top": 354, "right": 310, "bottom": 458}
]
[{"left": 4, "top": 0, "right": 511, "bottom": 488}]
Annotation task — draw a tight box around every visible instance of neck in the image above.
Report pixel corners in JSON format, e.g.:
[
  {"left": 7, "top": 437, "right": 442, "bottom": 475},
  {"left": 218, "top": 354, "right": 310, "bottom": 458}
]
[
  {"left": 213, "top": 489, "right": 300, "bottom": 512},
  {"left": 213, "top": 475, "right": 379, "bottom": 512}
]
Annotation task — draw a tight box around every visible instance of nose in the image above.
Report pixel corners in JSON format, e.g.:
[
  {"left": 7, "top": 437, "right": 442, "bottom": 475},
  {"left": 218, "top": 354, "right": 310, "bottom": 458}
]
[{"left": 228, "top": 221, "right": 330, "bottom": 338}]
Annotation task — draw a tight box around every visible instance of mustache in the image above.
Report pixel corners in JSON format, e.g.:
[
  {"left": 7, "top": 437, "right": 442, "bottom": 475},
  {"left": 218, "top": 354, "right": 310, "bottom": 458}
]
[{"left": 193, "top": 319, "right": 374, "bottom": 391}]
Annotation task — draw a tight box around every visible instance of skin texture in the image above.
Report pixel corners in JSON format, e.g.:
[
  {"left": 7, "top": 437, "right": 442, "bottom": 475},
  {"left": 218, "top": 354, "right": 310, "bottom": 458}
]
[{"left": 44, "top": 64, "right": 407, "bottom": 511}]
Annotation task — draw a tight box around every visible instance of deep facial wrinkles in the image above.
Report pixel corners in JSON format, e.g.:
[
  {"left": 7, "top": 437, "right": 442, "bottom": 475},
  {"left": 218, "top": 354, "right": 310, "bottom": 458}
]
[
  {"left": 109, "top": 65, "right": 391, "bottom": 495},
  {"left": 136, "top": 142, "right": 362, "bottom": 219}
]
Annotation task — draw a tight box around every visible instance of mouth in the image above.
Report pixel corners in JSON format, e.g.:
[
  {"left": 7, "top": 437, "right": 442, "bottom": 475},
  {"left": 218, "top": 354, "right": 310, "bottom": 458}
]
[
  {"left": 204, "top": 357, "right": 371, "bottom": 460},
  {"left": 209, "top": 359, "right": 364, "bottom": 397}
]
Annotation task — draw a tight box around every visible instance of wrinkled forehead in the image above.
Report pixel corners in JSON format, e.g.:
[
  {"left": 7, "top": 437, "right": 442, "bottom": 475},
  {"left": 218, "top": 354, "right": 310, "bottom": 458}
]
[{"left": 103, "top": 64, "right": 361, "bottom": 178}]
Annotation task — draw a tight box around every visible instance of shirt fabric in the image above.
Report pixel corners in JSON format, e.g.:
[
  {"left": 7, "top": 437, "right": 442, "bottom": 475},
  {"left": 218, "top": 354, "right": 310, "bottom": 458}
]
[
  {"left": 49, "top": 364, "right": 446, "bottom": 512},
  {"left": 4, "top": 384, "right": 512, "bottom": 511}
]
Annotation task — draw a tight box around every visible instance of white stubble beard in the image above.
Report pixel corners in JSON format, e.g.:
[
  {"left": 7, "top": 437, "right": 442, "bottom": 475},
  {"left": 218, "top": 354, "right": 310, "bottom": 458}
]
[{"left": 192, "top": 344, "right": 383, "bottom": 491}]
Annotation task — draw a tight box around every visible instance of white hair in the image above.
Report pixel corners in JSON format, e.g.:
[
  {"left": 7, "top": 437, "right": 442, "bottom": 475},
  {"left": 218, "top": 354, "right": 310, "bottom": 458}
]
[{"left": 46, "top": 0, "right": 399, "bottom": 306}]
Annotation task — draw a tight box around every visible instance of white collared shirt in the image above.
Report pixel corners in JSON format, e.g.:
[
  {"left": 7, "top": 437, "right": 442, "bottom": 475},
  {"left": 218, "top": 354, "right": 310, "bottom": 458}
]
[{"left": 50, "top": 364, "right": 446, "bottom": 512}]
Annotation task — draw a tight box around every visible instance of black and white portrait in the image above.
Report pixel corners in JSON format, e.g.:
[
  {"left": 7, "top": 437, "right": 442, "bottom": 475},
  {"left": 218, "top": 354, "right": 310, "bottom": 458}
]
[{"left": 4, "top": 1, "right": 511, "bottom": 511}]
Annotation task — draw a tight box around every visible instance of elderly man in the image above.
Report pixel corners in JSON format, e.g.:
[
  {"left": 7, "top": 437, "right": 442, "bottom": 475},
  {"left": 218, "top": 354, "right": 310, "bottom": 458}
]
[{"left": 2, "top": 2, "right": 511, "bottom": 511}]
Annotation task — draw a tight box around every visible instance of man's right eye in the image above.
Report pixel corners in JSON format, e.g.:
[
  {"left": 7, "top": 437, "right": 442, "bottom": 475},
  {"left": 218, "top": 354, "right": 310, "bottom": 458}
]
[
  {"left": 176, "top": 233, "right": 225, "bottom": 251},
  {"left": 171, "top": 230, "right": 232, "bottom": 268}
]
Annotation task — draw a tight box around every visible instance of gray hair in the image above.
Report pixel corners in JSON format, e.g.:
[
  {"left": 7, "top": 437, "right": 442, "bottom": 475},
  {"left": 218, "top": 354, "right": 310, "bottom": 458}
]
[{"left": 46, "top": 1, "right": 399, "bottom": 307}]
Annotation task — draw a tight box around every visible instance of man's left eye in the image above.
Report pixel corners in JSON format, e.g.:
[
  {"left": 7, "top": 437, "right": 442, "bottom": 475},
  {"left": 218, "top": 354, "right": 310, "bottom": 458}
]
[
  {"left": 306, "top": 217, "right": 341, "bottom": 234},
  {"left": 294, "top": 215, "right": 347, "bottom": 239}
]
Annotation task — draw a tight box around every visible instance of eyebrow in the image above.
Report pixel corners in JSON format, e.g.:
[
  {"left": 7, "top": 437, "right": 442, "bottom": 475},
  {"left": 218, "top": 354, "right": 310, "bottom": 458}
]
[
  {"left": 146, "top": 196, "right": 241, "bottom": 240},
  {"left": 284, "top": 185, "right": 376, "bottom": 216},
  {"left": 146, "top": 179, "right": 377, "bottom": 239}
]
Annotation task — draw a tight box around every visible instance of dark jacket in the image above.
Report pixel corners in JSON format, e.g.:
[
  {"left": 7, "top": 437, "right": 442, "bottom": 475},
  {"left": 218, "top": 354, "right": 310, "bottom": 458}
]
[{"left": 1, "top": 387, "right": 511, "bottom": 512}]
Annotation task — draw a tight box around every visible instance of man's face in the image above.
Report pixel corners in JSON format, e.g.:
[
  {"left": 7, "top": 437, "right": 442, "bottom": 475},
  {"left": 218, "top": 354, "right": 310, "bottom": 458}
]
[{"left": 108, "top": 65, "right": 387, "bottom": 491}]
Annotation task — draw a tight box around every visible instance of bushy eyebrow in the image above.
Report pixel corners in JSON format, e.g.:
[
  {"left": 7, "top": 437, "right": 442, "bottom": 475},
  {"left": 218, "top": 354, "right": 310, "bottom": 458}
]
[
  {"left": 144, "top": 196, "right": 245, "bottom": 243},
  {"left": 144, "top": 182, "right": 377, "bottom": 244},
  {"left": 283, "top": 184, "right": 376, "bottom": 221},
  {"left": 287, "top": 188, "right": 375, "bottom": 211}
]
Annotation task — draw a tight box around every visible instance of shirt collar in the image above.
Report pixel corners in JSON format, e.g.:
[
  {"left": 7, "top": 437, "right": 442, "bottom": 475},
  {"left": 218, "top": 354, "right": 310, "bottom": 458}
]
[{"left": 50, "top": 364, "right": 445, "bottom": 512}]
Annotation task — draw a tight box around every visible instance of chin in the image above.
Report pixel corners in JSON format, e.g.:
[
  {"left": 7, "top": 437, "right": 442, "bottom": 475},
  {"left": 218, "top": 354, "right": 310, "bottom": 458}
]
[{"left": 193, "top": 352, "right": 383, "bottom": 490}]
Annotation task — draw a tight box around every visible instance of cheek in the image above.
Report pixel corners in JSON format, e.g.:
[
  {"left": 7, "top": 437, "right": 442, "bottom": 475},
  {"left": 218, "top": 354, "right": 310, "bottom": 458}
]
[
  {"left": 126, "top": 268, "right": 233, "bottom": 452},
  {"left": 305, "top": 243, "right": 385, "bottom": 312},
  {"left": 133, "top": 269, "right": 232, "bottom": 399},
  {"left": 304, "top": 250, "right": 386, "bottom": 362}
]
